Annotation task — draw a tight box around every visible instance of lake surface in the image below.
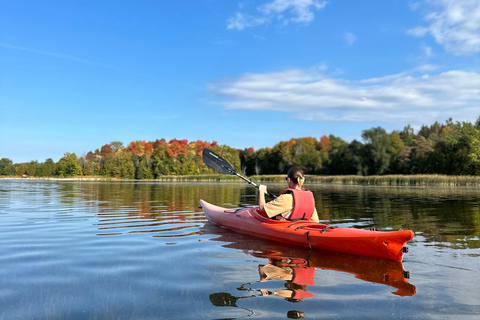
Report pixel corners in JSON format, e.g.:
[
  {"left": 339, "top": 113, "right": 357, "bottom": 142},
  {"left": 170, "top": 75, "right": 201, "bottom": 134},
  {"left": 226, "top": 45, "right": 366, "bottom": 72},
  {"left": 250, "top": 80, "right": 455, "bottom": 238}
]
[{"left": 0, "top": 180, "right": 479, "bottom": 319}]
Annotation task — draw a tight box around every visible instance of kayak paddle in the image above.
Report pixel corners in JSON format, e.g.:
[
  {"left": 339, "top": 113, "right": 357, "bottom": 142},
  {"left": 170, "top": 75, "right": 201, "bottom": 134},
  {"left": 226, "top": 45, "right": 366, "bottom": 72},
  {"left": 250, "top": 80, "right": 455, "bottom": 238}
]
[{"left": 202, "top": 148, "right": 277, "bottom": 198}]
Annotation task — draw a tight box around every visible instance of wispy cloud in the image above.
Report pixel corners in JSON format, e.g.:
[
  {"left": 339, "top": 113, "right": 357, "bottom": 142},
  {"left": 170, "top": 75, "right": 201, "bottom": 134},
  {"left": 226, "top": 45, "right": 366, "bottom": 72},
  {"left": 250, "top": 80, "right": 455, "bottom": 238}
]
[
  {"left": 209, "top": 66, "right": 480, "bottom": 125},
  {"left": 227, "top": 0, "right": 327, "bottom": 30},
  {"left": 422, "top": 45, "right": 433, "bottom": 57},
  {"left": 344, "top": 32, "right": 357, "bottom": 46},
  {"left": 408, "top": 0, "right": 480, "bottom": 55},
  {"left": 0, "top": 43, "right": 112, "bottom": 68}
]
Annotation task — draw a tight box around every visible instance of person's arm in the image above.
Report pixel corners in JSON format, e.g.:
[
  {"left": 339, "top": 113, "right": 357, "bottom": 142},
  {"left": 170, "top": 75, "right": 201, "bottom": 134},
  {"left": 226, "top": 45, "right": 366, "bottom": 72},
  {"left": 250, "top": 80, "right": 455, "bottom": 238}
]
[{"left": 259, "top": 185, "right": 267, "bottom": 211}]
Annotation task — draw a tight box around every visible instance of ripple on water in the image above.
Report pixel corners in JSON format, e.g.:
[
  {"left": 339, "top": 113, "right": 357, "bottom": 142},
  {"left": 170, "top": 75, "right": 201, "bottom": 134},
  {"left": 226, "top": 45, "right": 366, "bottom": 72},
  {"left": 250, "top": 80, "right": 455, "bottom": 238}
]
[{"left": 1, "top": 181, "right": 480, "bottom": 319}]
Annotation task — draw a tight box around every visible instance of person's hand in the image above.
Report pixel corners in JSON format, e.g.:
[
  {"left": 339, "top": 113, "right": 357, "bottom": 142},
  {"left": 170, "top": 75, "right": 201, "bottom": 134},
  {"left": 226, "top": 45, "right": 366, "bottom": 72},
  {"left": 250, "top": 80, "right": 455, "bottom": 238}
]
[{"left": 259, "top": 185, "right": 267, "bottom": 195}]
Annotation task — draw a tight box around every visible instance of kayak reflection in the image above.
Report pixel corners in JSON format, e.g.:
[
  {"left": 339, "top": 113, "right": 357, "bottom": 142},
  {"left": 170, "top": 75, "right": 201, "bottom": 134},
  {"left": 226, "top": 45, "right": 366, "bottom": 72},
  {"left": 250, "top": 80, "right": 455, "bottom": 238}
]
[{"left": 204, "top": 222, "right": 416, "bottom": 300}]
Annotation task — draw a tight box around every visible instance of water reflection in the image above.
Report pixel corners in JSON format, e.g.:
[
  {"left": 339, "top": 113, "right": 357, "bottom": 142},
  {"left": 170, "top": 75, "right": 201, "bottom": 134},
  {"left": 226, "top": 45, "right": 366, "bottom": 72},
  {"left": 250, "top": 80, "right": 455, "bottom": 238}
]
[
  {"left": 204, "top": 223, "right": 415, "bottom": 319},
  {"left": 3, "top": 181, "right": 478, "bottom": 250},
  {"left": 2, "top": 180, "right": 479, "bottom": 319}
]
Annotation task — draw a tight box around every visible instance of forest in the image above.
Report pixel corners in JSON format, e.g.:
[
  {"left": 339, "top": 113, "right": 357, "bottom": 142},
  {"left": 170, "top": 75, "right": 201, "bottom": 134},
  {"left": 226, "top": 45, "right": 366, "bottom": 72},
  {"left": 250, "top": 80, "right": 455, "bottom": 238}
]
[{"left": 2, "top": 118, "right": 480, "bottom": 179}]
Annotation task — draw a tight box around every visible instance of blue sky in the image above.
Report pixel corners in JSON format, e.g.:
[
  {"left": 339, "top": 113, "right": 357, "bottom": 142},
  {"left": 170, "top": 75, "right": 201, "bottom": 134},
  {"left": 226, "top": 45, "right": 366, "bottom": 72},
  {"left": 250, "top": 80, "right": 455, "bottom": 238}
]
[{"left": 1, "top": 0, "right": 480, "bottom": 163}]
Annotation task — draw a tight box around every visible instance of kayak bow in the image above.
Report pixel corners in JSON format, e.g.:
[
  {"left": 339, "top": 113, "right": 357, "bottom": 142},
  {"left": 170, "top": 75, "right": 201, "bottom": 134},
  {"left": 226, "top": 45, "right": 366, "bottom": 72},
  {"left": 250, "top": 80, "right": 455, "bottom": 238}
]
[{"left": 200, "top": 199, "right": 414, "bottom": 262}]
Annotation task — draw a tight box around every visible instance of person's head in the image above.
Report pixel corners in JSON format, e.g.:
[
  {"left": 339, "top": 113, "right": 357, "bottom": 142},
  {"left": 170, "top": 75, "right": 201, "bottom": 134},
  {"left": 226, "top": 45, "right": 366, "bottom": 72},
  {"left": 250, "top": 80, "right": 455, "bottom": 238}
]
[{"left": 286, "top": 167, "right": 305, "bottom": 189}]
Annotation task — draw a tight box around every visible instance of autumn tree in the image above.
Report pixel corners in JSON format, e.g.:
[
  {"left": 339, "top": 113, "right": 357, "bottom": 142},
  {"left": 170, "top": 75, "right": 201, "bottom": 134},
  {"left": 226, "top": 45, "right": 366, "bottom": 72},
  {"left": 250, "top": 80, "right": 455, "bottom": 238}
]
[{"left": 100, "top": 144, "right": 115, "bottom": 159}]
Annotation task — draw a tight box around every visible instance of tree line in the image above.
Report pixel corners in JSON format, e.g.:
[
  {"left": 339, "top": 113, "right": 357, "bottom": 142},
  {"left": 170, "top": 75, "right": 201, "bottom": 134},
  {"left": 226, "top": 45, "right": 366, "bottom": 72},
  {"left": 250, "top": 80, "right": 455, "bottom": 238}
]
[
  {"left": 241, "top": 118, "right": 480, "bottom": 176},
  {"left": 0, "top": 139, "right": 240, "bottom": 178},
  {"left": 2, "top": 118, "right": 480, "bottom": 178}
]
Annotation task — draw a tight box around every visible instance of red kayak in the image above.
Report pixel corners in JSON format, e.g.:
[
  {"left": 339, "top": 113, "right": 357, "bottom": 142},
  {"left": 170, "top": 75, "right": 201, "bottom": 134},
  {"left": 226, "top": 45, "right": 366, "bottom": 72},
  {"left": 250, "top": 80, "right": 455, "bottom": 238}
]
[{"left": 200, "top": 200, "right": 414, "bottom": 262}]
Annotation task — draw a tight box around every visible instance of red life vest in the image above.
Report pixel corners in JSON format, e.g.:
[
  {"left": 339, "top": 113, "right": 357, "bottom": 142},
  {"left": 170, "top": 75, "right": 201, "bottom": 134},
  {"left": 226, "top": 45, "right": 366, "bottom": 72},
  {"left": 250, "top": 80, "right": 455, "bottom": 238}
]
[
  {"left": 291, "top": 266, "right": 316, "bottom": 285},
  {"left": 281, "top": 188, "right": 315, "bottom": 221}
]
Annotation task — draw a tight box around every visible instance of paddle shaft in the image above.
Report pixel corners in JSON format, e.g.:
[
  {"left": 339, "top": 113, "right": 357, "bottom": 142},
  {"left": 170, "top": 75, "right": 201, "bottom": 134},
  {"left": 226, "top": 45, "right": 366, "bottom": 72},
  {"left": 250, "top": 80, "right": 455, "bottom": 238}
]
[
  {"left": 235, "top": 173, "right": 277, "bottom": 199},
  {"left": 202, "top": 148, "right": 277, "bottom": 198}
]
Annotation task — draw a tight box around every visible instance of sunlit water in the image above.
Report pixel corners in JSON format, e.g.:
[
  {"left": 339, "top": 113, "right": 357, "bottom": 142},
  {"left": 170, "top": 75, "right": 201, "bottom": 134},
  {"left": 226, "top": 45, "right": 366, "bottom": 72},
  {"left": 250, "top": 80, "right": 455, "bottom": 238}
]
[{"left": 0, "top": 180, "right": 479, "bottom": 319}]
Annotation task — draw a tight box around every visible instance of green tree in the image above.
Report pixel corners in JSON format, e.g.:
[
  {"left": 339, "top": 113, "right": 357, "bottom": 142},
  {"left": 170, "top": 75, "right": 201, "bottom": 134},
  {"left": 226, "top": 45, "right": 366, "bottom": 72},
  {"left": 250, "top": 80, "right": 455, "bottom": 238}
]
[
  {"left": 325, "top": 135, "right": 356, "bottom": 175},
  {"left": 110, "top": 141, "right": 124, "bottom": 153},
  {"left": 26, "top": 161, "right": 39, "bottom": 176},
  {"left": 15, "top": 163, "right": 27, "bottom": 176},
  {"left": 349, "top": 140, "right": 368, "bottom": 175},
  {"left": 411, "top": 135, "right": 434, "bottom": 173},
  {"left": 460, "top": 122, "right": 480, "bottom": 175},
  {"left": 111, "top": 149, "right": 135, "bottom": 179},
  {"left": 101, "top": 154, "right": 116, "bottom": 177},
  {"left": 82, "top": 160, "right": 95, "bottom": 176},
  {"left": 57, "top": 153, "right": 82, "bottom": 177},
  {"left": 251, "top": 147, "right": 280, "bottom": 175},
  {"left": 44, "top": 158, "right": 56, "bottom": 176},
  {"left": 40, "top": 161, "right": 53, "bottom": 176},
  {"left": 397, "top": 146, "right": 413, "bottom": 174},
  {"left": 474, "top": 115, "right": 480, "bottom": 130},
  {"left": 399, "top": 125, "right": 415, "bottom": 146},
  {"left": 362, "top": 127, "right": 392, "bottom": 175},
  {"left": 388, "top": 131, "right": 405, "bottom": 173},
  {"left": 239, "top": 148, "right": 256, "bottom": 176},
  {"left": 290, "top": 138, "right": 323, "bottom": 174},
  {"left": 0, "top": 158, "right": 15, "bottom": 175}
]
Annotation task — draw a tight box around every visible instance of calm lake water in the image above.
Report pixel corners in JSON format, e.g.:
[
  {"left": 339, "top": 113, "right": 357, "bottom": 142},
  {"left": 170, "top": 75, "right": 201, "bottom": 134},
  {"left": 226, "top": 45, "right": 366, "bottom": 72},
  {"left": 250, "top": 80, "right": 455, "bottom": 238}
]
[{"left": 0, "top": 180, "right": 479, "bottom": 320}]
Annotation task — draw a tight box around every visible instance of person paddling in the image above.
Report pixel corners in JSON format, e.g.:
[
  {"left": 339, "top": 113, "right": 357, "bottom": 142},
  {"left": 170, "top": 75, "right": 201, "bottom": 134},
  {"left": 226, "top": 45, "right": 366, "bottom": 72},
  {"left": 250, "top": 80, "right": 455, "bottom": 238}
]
[{"left": 258, "top": 167, "right": 318, "bottom": 222}]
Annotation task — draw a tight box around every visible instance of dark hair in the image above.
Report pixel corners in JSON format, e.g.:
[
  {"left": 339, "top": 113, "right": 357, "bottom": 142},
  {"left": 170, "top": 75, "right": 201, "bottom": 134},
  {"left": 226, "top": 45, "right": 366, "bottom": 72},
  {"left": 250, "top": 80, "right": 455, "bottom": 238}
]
[{"left": 287, "top": 167, "right": 304, "bottom": 184}]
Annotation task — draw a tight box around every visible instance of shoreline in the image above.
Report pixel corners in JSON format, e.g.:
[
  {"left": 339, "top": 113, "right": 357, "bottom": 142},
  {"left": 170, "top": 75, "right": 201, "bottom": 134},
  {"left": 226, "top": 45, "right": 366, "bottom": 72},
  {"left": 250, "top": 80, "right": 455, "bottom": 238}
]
[{"left": 2, "top": 174, "right": 480, "bottom": 186}]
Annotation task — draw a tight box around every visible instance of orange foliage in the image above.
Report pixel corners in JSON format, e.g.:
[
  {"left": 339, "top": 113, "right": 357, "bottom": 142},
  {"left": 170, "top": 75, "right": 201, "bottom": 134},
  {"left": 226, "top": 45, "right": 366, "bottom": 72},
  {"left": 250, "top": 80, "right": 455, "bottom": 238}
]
[
  {"left": 127, "top": 140, "right": 153, "bottom": 157},
  {"left": 142, "top": 141, "right": 153, "bottom": 157},
  {"left": 440, "top": 126, "right": 451, "bottom": 133},
  {"left": 127, "top": 141, "right": 139, "bottom": 154},
  {"left": 287, "top": 138, "right": 297, "bottom": 145},
  {"left": 100, "top": 144, "right": 115, "bottom": 158},
  {"left": 319, "top": 135, "right": 332, "bottom": 151},
  {"left": 167, "top": 139, "right": 189, "bottom": 157},
  {"left": 194, "top": 140, "right": 212, "bottom": 156}
]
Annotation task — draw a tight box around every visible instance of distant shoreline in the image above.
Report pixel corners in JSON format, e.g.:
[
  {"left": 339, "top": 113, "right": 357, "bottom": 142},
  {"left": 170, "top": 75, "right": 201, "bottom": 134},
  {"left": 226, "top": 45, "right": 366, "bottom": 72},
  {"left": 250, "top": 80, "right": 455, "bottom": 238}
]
[{"left": 2, "top": 174, "right": 480, "bottom": 186}]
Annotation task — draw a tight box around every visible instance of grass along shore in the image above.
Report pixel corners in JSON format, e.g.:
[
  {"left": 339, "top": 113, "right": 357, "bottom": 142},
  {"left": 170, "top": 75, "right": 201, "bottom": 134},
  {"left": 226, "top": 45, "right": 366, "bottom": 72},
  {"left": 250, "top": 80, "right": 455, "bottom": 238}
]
[{"left": 2, "top": 174, "right": 480, "bottom": 186}]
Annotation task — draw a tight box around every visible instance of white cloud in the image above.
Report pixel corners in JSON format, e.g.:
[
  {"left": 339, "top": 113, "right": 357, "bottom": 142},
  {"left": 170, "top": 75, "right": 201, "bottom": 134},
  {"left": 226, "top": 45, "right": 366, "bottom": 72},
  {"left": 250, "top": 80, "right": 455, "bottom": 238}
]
[
  {"left": 407, "top": 26, "right": 429, "bottom": 37},
  {"left": 344, "top": 32, "right": 357, "bottom": 46},
  {"left": 415, "top": 63, "right": 439, "bottom": 72},
  {"left": 227, "top": 12, "right": 266, "bottom": 30},
  {"left": 408, "top": 0, "right": 480, "bottom": 55},
  {"left": 422, "top": 45, "right": 433, "bottom": 57},
  {"left": 209, "top": 67, "right": 480, "bottom": 125},
  {"left": 228, "top": 0, "right": 327, "bottom": 30}
]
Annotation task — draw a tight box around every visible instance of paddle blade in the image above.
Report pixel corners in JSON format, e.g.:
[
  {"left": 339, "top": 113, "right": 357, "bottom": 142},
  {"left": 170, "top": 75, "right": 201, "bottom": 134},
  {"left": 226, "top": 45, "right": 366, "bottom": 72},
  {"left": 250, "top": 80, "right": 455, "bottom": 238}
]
[{"left": 202, "top": 148, "right": 237, "bottom": 175}]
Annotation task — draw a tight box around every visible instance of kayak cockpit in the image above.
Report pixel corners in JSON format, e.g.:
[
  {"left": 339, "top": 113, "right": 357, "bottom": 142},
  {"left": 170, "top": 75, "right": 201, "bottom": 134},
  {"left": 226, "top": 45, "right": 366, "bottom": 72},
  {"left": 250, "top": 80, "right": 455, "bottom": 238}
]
[{"left": 252, "top": 207, "right": 330, "bottom": 229}]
